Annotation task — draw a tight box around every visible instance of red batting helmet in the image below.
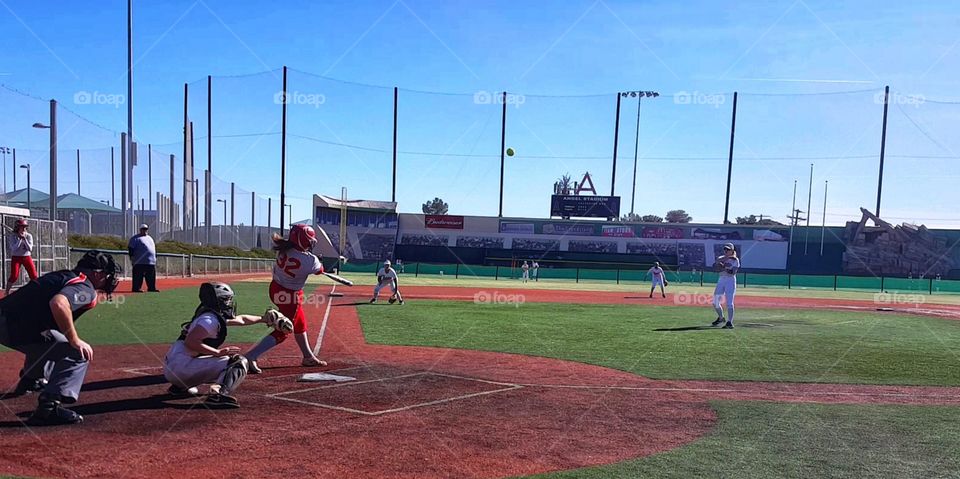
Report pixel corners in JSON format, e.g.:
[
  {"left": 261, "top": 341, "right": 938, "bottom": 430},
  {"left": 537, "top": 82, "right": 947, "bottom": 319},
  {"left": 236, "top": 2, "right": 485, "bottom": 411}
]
[{"left": 289, "top": 224, "right": 317, "bottom": 251}]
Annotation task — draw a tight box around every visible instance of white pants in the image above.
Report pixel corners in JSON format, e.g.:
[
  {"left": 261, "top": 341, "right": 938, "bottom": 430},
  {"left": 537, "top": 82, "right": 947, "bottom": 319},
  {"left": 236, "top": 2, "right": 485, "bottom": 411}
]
[
  {"left": 164, "top": 353, "right": 229, "bottom": 388},
  {"left": 373, "top": 280, "right": 398, "bottom": 298},
  {"left": 713, "top": 276, "right": 737, "bottom": 323},
  {"left": 522, "top": 271, "right": 529, "bottom": 281},
  {"left": 651, "top": 277, "right": 665, "bottom": 287}
]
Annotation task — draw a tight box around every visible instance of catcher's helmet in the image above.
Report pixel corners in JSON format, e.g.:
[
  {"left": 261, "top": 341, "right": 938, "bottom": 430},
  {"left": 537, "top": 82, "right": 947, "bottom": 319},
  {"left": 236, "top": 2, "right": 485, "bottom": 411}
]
[
  {"left": 75, "top": 250, "right": 121, "bottom": 294},
  {"left": 289, "top": 224, "right": 317, "bottom": 251},
  {"left": 199, "top": 282, "right": 237, "bottom": 319}
]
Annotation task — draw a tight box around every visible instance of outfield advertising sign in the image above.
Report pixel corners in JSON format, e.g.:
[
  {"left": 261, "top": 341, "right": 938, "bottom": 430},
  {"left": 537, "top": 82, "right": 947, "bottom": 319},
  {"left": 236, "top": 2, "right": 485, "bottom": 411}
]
[
  {"left": 542, "top": 222, "right": 596, "bottom": 236},
  {"left": 425, "top": 215, "right": 464, "bottom": 229},
  {"left": 499, "top": 222, "right": 535, "bottom": 234}
]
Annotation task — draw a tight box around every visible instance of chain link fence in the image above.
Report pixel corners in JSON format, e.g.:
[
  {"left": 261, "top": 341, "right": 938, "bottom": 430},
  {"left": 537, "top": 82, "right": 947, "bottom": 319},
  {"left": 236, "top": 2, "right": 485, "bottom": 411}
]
[
  {"left": 68, "top": 248, "right": 273, "bottom": 278},
  {"left": 1, "top": 215, "right": 69, "bottom": 290}
]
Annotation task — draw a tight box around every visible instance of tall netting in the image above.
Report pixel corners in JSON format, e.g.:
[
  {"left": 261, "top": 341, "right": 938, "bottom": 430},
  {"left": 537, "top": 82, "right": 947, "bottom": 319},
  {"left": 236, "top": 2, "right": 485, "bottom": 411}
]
[
  {"left": 732, "top": 89, "right": 882, "bottom": 226},
  {"left": 397, "top": 88, "right": 502, "bottom": 215},
  {"left": 504, "top": 93, "right": 613, "bottom": 217},
  {"left": 616, "top": 91, "right": 733, "bottom": 221},
  {"left": 286, "top": 69, "right": 395, "bottom": 207},
  {"left": 883, "top": 91, "right": 960, "bottom": 228}
]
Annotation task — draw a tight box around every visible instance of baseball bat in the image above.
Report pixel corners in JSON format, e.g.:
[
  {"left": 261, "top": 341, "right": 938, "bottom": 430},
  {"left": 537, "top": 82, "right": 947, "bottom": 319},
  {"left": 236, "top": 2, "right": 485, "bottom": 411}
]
[{"left": 324, "top": 272, "right": 353, "bottom": 286}]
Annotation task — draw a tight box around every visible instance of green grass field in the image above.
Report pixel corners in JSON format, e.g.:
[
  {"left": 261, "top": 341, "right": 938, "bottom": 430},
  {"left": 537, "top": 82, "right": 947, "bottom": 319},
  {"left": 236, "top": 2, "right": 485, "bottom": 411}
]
[
  {"left": 301, "top": 272, "right": 960, "bottom": 305},
  {"left": 359, "top": 300, "right": 960, "bottom": 386},
  {"left": 525, "top": 402, "right": 960, "bottom": 479},
  {"left": 4, "top": 283, "right": 960, "bottom": 478}
]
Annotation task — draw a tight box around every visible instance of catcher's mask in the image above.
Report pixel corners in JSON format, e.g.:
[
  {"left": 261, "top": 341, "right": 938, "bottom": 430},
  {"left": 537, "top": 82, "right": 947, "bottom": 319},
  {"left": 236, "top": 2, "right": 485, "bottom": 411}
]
[
  {"left": 75, "top": 250, "right": 121, "bottom": 294},
  {"left": 199, "top": 282, "right": 237, "bottom": 319}
]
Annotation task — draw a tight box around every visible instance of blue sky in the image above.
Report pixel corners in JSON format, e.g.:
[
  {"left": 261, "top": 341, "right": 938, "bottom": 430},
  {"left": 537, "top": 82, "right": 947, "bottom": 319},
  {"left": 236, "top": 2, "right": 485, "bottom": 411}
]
[{"left": 1, "top": 0, "right": 959, "bottom": 227}]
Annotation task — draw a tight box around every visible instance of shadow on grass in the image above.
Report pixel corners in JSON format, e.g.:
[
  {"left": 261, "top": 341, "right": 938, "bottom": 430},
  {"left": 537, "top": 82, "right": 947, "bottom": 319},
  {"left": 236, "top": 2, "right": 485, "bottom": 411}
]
[{"left": 653, "top": 325, "right": 717, "bottom": 332}]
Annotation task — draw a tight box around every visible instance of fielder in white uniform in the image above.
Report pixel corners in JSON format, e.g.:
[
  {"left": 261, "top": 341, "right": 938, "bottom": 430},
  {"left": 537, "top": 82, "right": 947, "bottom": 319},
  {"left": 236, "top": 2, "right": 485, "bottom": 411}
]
[
  {"left": 711, "top": 243, "right": 740, "bottom": 329},
  {"left": 647, "top": 261, "right": 667, "bottom": 298},
  {"left": 371, "top": 260, "right": 401, "bottom": 304},
  {"left": 521, "top": 261, "right": 530, "bottom": 283}
]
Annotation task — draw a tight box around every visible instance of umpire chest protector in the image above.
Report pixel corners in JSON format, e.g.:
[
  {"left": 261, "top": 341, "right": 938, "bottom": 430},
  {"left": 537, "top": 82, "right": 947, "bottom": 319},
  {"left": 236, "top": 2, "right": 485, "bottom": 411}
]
[
  {"left": 178, "top": 310, "right": 228, "bottom": 349},
  {"left": 0, "top": 271, "right": 96, "bottom": 346}
]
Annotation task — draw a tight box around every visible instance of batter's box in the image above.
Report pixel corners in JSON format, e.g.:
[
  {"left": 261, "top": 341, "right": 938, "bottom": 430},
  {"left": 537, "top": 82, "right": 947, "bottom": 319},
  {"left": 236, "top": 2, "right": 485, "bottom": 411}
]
[{"left": 268, "top": 372, "right": 521, "bottom": 416}]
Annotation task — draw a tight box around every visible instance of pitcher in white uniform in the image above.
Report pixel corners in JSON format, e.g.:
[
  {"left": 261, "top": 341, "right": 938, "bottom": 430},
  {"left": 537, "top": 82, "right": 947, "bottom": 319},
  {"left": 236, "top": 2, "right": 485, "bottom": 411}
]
[
  {"left": 647, "top": 261, "right": 667, "bottom": 298},
  {"left": 711, "top": 243, "right": 740, "bottom": 329}
]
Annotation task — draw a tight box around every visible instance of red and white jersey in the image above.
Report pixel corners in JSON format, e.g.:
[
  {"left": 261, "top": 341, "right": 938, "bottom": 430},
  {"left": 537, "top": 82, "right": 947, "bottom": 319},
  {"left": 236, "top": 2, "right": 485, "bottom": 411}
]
[
  {"left": 649, "top": 266, "right": 664, "bottom": 279},
  {"left": 273, "top": 249, "right": 324, "bottom": 291}
]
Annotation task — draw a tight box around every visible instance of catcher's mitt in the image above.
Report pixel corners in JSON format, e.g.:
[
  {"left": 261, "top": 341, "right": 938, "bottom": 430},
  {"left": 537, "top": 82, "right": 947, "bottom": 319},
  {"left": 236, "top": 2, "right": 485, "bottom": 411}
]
[{"left": 263, "top": 309, "right": 294, "bottom": 333}]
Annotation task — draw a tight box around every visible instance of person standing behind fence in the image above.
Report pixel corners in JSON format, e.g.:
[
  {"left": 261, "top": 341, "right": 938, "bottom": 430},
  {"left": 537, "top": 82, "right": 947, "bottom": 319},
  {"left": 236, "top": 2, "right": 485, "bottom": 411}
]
[
  {"left": 5, "top": 219, "right": 38, "bottom": 296},
  {"left": 128, "top": 224, "right": 159, "bottom": 293}
]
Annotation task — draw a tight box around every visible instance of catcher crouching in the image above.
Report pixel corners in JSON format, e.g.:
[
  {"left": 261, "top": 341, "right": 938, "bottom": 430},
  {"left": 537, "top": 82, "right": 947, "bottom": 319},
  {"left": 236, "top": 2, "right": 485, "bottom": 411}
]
[{"left": 163, "top": 282, "right": 293, "bottom": 408}]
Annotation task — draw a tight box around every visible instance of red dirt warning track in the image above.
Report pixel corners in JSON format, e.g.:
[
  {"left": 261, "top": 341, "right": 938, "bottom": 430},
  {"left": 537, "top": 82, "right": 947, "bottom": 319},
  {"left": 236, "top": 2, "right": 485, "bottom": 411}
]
[{"left": 0, "top": 280, "right": 958, "bottom": 479}]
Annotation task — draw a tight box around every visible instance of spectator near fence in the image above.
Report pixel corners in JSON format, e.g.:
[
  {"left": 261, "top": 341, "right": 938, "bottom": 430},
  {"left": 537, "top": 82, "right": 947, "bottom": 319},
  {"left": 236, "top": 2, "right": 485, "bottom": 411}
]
[
  {"left": 5, "top": 219, "right": 38, "bottom": 296},
  {"left": 128, "top": 224, "right": 159, "bottom": 293}
]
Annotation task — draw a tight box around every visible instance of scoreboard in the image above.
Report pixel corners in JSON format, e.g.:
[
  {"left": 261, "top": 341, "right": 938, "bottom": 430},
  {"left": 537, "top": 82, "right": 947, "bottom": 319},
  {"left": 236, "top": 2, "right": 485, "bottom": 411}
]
[{"left": 550, "top": 195, "right": 620, "bottom": 218}]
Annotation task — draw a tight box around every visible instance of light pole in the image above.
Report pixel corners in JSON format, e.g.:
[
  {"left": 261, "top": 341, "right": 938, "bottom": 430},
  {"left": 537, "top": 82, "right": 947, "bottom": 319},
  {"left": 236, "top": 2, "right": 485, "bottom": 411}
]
[
  {"left": 0, "top": 146, "right": 10, "bottom": 203},
  {"left": 32, "top": 99, "right": 57, "bottom": 220},
  {"left": 217, "top": 199, "right": 226, "bottom": 246},
  {"left": 19, "top": 164, "right": 31, "bottom": 207},
  {"left": 285, "top": 204, "right": 293, "bottom": 228},
  {"left": 619, "top": 90, "right": 660, "bottom": 216}
]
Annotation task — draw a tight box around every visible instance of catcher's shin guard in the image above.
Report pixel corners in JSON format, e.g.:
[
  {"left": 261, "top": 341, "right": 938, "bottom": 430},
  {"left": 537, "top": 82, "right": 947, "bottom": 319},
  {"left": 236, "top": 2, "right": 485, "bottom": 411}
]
[{"left": 219, "top": 354, "right": 249, "bottom": 396}]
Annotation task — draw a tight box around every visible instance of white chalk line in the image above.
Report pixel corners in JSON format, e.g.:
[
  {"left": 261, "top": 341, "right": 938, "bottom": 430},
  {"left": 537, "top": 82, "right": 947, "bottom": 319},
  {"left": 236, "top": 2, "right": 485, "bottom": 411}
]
[
  {"left": 267, "top": 371, "right": 524, "bottom": 416},
  {"left": 313, "top": 284, "right": 336, "bottom": 356}
]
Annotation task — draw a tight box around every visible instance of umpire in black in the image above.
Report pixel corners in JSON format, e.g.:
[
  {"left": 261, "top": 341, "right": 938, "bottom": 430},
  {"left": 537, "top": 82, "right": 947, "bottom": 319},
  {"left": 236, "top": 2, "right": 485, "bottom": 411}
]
[{"left": 0, "top": 251, "right": 120, "bottom": 426}]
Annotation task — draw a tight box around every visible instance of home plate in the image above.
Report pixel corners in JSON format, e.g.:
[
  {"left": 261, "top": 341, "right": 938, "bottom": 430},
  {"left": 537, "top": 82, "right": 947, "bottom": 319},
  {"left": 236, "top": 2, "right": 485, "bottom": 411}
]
[{"left": 298, "top": 372, "right": 357, "bottom": 383}]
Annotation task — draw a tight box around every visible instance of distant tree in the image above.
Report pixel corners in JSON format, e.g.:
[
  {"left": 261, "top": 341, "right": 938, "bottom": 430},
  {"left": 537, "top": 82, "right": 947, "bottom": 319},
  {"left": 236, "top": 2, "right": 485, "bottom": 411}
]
[
  {"left": 421, "top": 197, "right": 449, "bottom": 215},
  {"left": 665, "top": 210, "right": 692, "bottom": 223},
  {"left": 641, "top": 214, "right": 664, "bottom": 223},
  {"left": 556, "top": 173, "right": 573, "bottom": 195},
  {"left": 737, "top": 215, "right": 784, "bottom": 226},
  {"left": 620, "top": 213, "right": 641, "bottom": 222}
]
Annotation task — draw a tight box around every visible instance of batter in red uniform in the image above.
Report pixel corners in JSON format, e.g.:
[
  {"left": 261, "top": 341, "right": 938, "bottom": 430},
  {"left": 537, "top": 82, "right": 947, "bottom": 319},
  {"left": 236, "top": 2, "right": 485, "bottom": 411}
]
[{"left": 244, "top": 224, "right": 326, "bottom": 373}]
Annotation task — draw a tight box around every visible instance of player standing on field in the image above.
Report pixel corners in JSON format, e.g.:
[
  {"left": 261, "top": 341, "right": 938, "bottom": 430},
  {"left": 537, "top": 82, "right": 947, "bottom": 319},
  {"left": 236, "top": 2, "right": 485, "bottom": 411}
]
[
  {"left": 244, "top": 224, "right": 327, "bottom": 374},
  {"left": 647, "top": 261, "right": 667, "bottom": 298},
  {"left": 711, "top": 243, "right": 740, "bottom": 329},
  {"left": 532, "top": 261, "right": 539, "bottom": 281},
  {"left": 5, "top": 219, "right": 37, "bottom": 296},
  {"left": 521, "top": 261, "right": 530, "bottom": 283},
  {"left": 370, "top": 260, "right": 402, "bottom": 304}
]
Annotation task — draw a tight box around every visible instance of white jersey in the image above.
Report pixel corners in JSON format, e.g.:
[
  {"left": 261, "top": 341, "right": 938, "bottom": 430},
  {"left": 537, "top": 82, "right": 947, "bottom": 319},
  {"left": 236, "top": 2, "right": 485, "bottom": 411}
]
[
  {"left": 716, "top": 256, "right": 740, "bottom": 278},
  {"left": 7, "top": 232, "right": 33, "bottom": 257},
  {"left": 273, "top": 249, "right": 324, "bottom": 291},
  {"left": 648, "top": 266, "right": 664, "bottom": 279},
  {"left": 377, "top": 267, "right": 398, "bottom": 285},
  {"left": 165, "top": 312, "right": 220, "bottom": 361},
  {"left": 521, "top": 263, "right": 529, "bottom": 272},
  {"left": 163, "top": 312, "right": 232, "bottom": 388}
]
